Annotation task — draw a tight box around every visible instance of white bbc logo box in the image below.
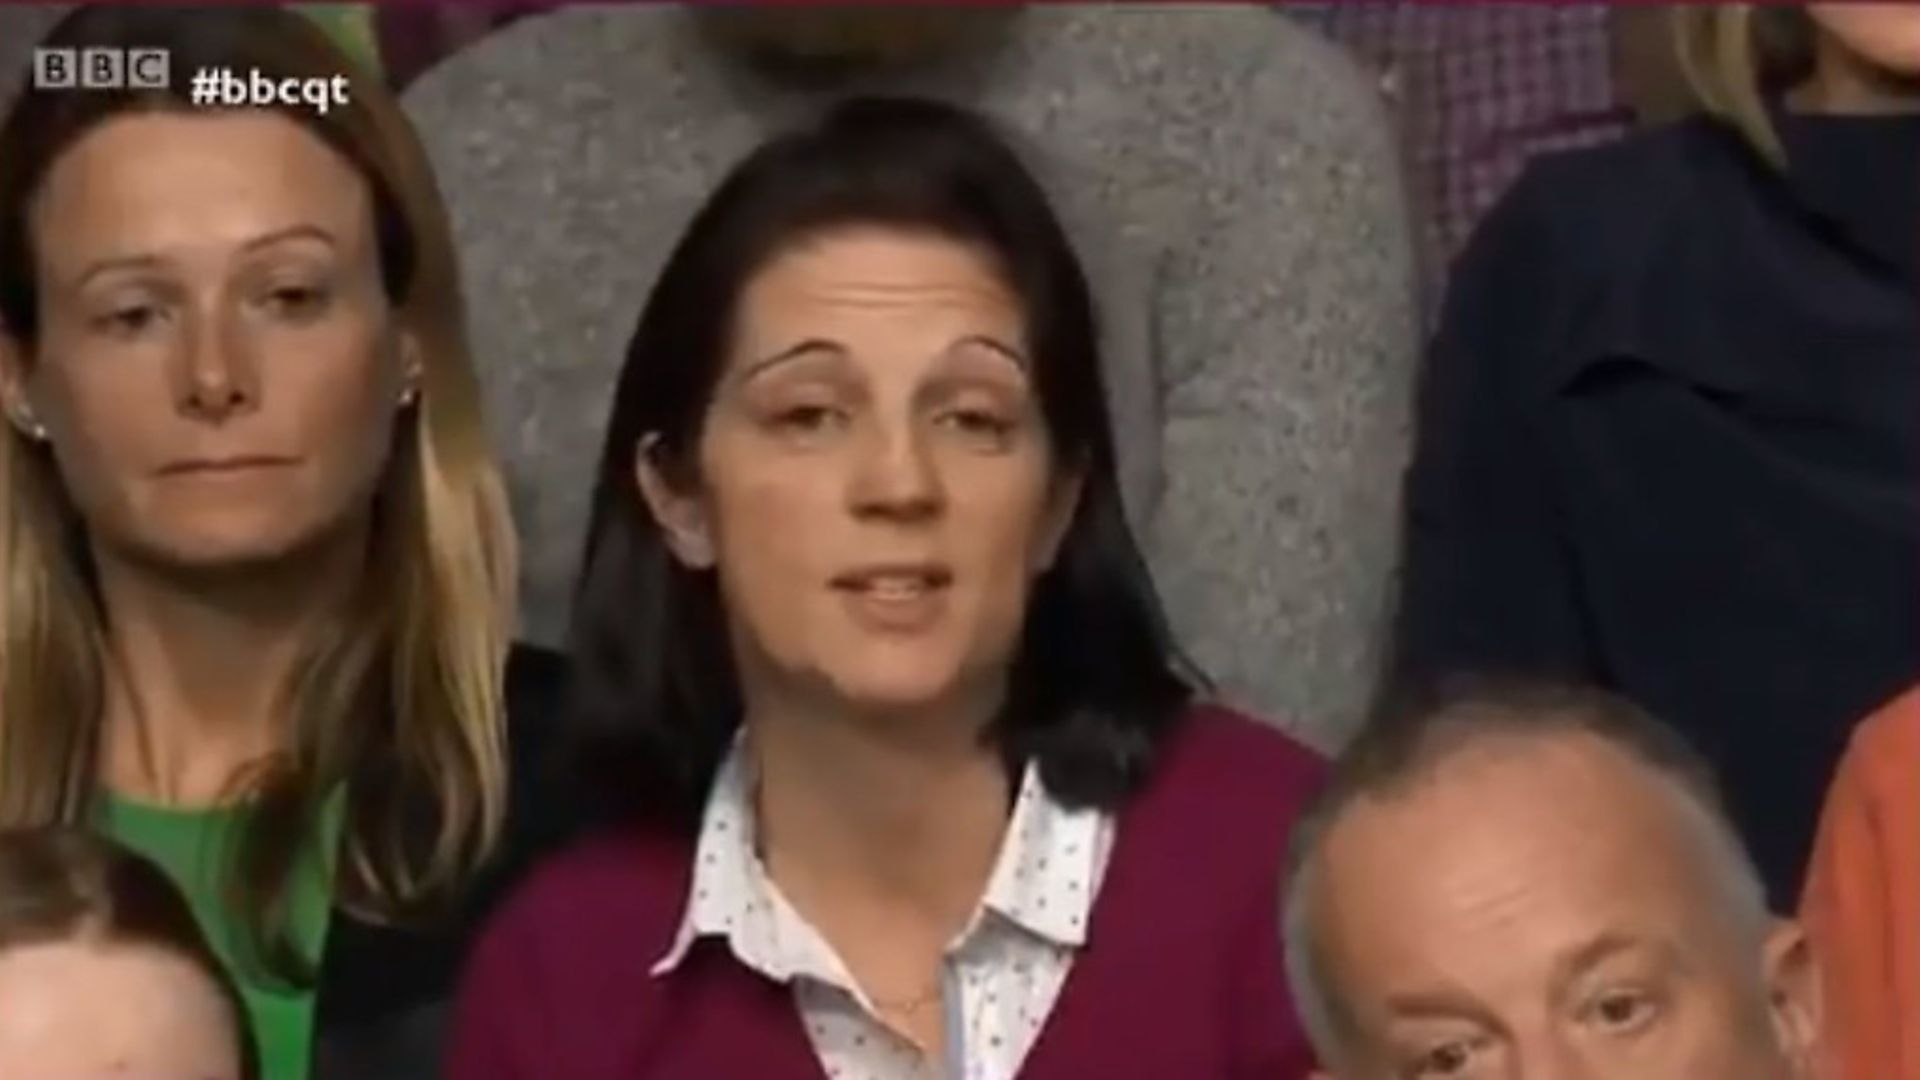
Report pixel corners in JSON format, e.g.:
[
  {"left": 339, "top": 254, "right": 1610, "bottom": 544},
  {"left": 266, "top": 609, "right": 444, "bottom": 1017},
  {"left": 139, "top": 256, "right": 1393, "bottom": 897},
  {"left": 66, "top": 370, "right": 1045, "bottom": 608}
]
[{"left": 32, "top": 47, "right": 170, "bottom": 90}]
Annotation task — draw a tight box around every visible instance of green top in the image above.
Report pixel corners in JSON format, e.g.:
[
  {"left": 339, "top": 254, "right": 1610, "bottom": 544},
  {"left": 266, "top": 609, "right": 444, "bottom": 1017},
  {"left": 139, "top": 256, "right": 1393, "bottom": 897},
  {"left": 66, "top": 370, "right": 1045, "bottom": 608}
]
[
  {"left": 291, "top": 4, "right": 384, "bottom": 79},
  {"left": 96, "top": 790, "right": 345, "bottom": 1080}
]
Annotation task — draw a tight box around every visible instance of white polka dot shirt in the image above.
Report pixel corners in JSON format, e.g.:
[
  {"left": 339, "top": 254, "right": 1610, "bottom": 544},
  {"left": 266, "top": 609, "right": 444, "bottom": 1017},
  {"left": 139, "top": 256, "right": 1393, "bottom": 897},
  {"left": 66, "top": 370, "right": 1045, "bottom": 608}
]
[{"left": 650, "top": 741, "right": 1115, "bottom": 1079}]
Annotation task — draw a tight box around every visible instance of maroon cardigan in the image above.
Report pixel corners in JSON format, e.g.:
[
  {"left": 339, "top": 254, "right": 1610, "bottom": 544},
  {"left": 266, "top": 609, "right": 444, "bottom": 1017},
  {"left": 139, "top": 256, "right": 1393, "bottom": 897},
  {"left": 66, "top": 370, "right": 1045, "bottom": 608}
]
[{"left": 446, "top": 705, "right": 1326, "bottom": 1078}]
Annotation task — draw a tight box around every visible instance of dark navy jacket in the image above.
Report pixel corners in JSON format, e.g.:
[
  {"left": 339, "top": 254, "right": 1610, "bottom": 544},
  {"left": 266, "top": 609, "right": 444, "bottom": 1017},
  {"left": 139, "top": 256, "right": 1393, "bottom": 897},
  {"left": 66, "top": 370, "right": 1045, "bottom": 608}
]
[{"left": 1392, "top": 110, "right": 1920, "bottom": 909}]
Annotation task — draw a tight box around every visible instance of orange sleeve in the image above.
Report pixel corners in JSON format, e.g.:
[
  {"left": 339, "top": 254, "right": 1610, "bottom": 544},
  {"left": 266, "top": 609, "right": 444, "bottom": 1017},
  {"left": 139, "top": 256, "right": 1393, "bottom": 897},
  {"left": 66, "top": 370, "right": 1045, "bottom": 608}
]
[{"left": 1801, "top": 688, "right": 1920, "bottom": 1080}]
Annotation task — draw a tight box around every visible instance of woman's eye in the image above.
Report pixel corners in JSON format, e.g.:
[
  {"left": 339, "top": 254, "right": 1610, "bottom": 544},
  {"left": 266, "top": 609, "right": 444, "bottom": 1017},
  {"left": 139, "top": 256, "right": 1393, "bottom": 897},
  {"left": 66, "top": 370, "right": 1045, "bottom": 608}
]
[
  {"left": 937, "top": 407, "right": 1019, "bottom": 448},
  {"left": 262, "top": 284, "right": 328, "bottom": 319},
  {"left": 773, "top": 404, "right": 844, "bottom": 431},
  {"left": 94, "top": 303, "right": 161, "bottom": 337},
  {"left": 944, "top": 408, "right": 1013, "bottom": 434}
]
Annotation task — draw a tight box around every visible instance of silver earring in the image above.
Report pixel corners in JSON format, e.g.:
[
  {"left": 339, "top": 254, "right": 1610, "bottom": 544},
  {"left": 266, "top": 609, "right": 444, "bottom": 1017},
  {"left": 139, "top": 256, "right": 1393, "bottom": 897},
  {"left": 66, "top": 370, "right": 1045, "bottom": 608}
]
[
  {"left": 10, "top": 407, "right": 45, "bottom": 442},
  {"left": 399, "top": 385, "right": 418, "bottom": 407}
]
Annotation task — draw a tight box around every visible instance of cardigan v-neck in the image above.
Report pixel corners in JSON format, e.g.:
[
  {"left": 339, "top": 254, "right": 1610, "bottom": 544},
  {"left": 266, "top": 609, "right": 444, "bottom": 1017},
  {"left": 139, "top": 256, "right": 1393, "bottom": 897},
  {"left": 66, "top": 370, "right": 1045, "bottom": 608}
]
[{"left": 447, "top": 704, "right": 1327, "bottom": 1078}]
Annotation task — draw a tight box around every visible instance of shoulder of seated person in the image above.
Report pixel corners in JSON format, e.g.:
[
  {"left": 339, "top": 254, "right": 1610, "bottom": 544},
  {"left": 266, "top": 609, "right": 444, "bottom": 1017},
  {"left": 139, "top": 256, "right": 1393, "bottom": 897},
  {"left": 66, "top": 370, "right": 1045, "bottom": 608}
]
[
  {"left": 1844, "top": 685, "right": 1920, "bottom": 774},
  {"left": 487, "top": 826, "right": 691, "bottom": 947},
  {"left": 1497, "top": 116, "right": 1738, "bottom": 240},
  {"left": 1453, "top": 116, "right": 1742, "bottom": 344},
  {"left": 1018, "top": 6, "right": 1388, "bottom": 122},
  {"left": 1151, "top": 703, "right": 1328, "bottom": 810}
]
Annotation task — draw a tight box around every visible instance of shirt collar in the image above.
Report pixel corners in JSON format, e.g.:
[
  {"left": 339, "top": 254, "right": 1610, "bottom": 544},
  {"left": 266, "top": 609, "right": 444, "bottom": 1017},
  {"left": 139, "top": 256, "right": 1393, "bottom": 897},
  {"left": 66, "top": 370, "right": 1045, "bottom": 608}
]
[
  {"left": 649, "top": 740, "right": 827, "bottom": 982},
  {"left": 975, "top": 761, "right": 1103, "bottom": 947},
  {"left": 649, "top": 736, "right": 1106, "bottom": 980}
]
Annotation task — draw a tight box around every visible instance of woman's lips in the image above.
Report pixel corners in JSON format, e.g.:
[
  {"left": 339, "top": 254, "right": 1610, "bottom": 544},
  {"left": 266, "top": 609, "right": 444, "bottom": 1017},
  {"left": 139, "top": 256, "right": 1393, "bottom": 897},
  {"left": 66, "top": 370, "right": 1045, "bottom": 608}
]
[{"left": 831, "top": 564, "right": 953, "bottom": 632}]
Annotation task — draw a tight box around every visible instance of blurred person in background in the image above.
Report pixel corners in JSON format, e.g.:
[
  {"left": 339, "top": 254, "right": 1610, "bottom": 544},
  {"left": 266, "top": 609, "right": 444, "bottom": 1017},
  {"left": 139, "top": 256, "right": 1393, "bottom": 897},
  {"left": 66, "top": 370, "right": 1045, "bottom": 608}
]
[
  {"left": 1283, "top": 680, "right": 1823, "bottom": 1080},
  {"left": 0, "top": 828, "right": 257, "bottom": 1080},
  {"left": 1387, "top": 4, "right": 1919, "bottom": 911},
  {"left": 1291, "top": 4, "right": 1714, "bottom": 320},
  {"left": 373, "top": 3, "right": 548, "bottom": 89},
  {"left": 0, "top": 7, "right": 569, "bottom": 1079},
  {"left": 450, "top": 96, "right": 1328, "bottom": 1080},
  {"left": 1288, "top": 3, "right": 1637, "bottom": 321}
]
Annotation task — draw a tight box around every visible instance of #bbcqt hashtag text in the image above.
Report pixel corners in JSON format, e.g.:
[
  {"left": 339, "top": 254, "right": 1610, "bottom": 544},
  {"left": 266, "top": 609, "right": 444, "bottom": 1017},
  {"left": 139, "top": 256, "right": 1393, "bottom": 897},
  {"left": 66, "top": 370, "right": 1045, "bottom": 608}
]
[{"left": 188, "top": 66, "right": 350, "bottom": 115}]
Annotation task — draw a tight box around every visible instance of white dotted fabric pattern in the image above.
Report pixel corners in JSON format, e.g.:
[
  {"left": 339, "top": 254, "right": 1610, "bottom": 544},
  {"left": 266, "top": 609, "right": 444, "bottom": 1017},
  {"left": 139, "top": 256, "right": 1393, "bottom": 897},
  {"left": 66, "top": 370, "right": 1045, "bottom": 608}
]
[{"left": 651, "top": 742, "right": 1115, "bottom": 1079}]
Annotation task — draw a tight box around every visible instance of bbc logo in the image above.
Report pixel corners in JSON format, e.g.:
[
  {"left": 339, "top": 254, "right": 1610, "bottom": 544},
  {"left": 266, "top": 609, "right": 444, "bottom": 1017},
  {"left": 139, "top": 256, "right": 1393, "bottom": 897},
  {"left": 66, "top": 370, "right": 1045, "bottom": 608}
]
[{"left": 32, "top": 47, "right": 170, "bottom": 90}]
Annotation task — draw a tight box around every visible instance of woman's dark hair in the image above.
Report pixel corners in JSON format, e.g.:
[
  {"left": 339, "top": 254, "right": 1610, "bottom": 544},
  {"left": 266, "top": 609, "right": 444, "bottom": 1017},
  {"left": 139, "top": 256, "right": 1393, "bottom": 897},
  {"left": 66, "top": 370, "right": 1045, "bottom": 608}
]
[
  {"left": 571, "top": 95, "right": 1200, "bottom": 828},
  {"left": 0, "top": 828, "right": 259, "bottom": 1079}
]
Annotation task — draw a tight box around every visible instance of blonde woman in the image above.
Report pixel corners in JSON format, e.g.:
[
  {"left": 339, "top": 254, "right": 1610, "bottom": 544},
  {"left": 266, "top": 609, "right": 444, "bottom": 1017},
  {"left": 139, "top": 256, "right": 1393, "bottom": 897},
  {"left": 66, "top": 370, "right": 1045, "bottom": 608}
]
[
  {"left": 1389, "top": 5, "right": 1918, "bottom": 912},
  {"left": 0, "top": 7, "right": 568, "bottom": 1080}
]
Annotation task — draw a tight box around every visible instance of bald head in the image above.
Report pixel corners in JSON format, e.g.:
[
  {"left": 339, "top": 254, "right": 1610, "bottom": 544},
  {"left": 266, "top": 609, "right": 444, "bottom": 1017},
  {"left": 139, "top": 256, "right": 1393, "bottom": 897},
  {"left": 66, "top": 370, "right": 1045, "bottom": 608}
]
[{"left": 1281, "top": 680, "right": 1820, "bottom": 1079}]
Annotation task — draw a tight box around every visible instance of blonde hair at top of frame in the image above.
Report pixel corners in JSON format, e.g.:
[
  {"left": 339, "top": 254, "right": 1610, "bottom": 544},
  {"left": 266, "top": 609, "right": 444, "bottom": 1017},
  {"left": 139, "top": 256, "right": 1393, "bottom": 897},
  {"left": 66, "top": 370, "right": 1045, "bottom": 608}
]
[
  {"left": 0, "top": 5, "right": 515, "bottom": 982},
  {"left": 1672, "top": 4, "right": 1818, "bottom": 166}
]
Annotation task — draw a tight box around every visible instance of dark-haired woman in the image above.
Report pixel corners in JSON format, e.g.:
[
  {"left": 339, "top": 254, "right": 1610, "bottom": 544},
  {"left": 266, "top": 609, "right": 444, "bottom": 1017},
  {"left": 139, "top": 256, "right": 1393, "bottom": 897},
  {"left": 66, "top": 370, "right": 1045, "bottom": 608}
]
[{"left": 450, "top": 96, "right": 1326, "bottom": 1078}]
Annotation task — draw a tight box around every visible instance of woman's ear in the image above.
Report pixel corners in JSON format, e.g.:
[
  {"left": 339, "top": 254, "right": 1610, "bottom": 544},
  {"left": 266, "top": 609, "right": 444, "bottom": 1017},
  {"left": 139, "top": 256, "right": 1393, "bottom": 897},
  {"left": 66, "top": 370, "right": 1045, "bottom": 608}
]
[
  {"left": 1031, "top": 460, "right": 1085, "bottom": 573},
  {"left": 634, "top": 435, "right": 716, "bottom": 569},
  {"left": 394, "top": 328, "right": 424, "bottom": 408},
  {"left": 0, "top": 320, "right": 46, "bottom": 442}
]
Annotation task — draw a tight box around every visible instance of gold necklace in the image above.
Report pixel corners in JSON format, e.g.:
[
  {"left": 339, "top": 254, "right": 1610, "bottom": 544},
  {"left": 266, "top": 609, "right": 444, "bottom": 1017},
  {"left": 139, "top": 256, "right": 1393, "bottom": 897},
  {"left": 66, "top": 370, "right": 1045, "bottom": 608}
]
[{"left": 869, "top": 980, "right": 943, "bottom": 1015}]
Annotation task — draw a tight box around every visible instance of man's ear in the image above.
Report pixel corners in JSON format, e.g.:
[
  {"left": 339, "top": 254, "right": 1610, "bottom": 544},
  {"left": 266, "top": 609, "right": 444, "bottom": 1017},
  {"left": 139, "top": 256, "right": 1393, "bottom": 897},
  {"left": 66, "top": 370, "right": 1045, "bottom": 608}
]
[
  {"left": 1759, "top": 918, "right": 1823, "bottom": 1070},
  {"left": 634, "top": 436, "right": 715, "bottom": 569}
]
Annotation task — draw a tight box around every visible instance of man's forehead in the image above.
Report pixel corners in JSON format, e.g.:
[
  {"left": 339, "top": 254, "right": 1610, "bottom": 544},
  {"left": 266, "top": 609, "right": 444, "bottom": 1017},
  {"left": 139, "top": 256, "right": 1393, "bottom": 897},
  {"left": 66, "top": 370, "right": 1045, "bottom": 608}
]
[
  {"left": 1358, "top": 726, "right": 1685, "bottom": 826},
  {"left": 1311, "top": 731, "right": 1720, "bottom": 953}
]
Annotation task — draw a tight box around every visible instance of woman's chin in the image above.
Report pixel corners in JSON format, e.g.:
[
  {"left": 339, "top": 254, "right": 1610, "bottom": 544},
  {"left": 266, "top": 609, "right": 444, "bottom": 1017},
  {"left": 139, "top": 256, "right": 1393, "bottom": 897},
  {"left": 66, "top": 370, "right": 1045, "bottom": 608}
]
[
  {"left": 818, "top": 659, "right": 972, "bottom": 719},
  {"left": 108, "top": 516, "right": 343, "bottom": 583},
  {"left": 831, "top": 681, "right": 960, "bottom": 718}
]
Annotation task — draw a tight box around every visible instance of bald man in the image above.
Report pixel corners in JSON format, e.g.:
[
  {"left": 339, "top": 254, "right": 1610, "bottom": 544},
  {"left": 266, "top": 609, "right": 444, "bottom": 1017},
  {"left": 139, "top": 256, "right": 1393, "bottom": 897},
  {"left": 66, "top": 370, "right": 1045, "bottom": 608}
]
[{"left": 1280, "top": 679, "right": 1823, "bottom": 1079}]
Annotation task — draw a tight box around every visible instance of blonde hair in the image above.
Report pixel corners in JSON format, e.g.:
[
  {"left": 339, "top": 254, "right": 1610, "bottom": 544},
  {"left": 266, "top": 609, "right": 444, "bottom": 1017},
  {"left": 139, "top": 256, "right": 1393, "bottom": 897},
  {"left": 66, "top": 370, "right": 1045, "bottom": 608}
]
[
  {"left": 0, "top": 7, "right": 515, "bottom": 982},
  {"left": 1673, "top": 4, "right": 1817, "bottom": 165}
]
